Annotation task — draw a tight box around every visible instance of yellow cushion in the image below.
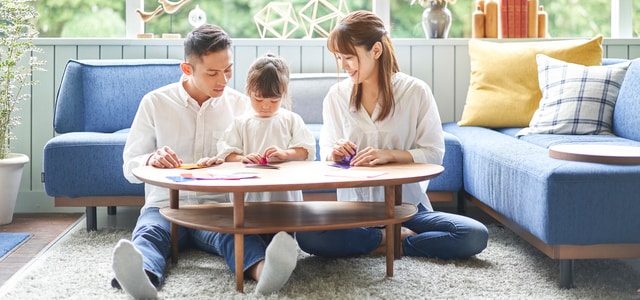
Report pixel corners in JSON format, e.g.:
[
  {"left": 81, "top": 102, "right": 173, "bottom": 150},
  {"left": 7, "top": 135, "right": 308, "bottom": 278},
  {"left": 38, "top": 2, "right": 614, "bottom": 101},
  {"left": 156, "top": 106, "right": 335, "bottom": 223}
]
[{"left": 458, "top": 35, "right": 603, "bottom": 128}]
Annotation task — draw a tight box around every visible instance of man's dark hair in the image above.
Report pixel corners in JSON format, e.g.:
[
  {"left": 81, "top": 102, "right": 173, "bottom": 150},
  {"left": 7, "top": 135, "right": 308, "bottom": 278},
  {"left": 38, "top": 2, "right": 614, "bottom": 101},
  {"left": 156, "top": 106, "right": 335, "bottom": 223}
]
[{"left": 184, "top": 24, "right": 232, "bottom": 62}]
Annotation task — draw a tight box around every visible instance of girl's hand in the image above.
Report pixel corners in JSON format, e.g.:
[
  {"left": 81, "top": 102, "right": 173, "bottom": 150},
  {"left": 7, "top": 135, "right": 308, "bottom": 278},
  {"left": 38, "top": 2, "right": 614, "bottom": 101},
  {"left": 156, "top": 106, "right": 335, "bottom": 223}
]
[
  {"left": 263, "top": 146, "right": 287, "bottom": 161},
  {"left": 241, "top": 153, "right": 264, "bottom": 164},
  {"left": 331, "top": 139, "right": 357, "bottom": 162},
  {"left": 196, "top": 156, "right": 224, "bottom": 167},
  {"left": 148, "top": 146, "right": 182, "bottom": 168}
]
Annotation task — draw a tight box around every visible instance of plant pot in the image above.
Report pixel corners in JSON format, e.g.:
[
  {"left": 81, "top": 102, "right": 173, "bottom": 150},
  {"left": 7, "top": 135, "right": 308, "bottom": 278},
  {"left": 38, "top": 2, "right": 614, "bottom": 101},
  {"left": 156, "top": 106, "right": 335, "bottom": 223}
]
[{"left": 0, "top": 153, "right": 29, "bottom": 225}]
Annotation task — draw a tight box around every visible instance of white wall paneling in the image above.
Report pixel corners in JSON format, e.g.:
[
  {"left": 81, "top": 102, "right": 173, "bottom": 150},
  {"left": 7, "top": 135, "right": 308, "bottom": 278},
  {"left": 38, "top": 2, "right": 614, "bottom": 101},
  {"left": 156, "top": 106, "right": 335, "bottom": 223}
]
[{"left": 14, "top": 38, "right": 640, "bottom": 213}]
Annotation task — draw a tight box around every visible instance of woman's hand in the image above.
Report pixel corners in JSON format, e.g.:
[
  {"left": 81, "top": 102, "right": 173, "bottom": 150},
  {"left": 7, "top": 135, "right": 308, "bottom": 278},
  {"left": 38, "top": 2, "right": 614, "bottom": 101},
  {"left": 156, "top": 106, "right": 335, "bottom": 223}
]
[
  {"left": 331, "top": 139, "right": 358, "bottom": 162},
  {"left": 148, "top": 146, "right": 182, "bottom": 168},
  {"left": 196, "top": 156, "right": 224, "bottom": 167},
  {"left": 350, "top": 146, "right": 390, "bottom": 166}
]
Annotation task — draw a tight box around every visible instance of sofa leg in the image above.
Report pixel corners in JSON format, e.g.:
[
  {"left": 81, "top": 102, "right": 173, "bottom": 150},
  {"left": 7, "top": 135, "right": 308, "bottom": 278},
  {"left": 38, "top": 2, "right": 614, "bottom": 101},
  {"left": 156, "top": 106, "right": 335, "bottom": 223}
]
[
  {"left": 558, "top": 259, "right": 575, "bottom": 289},
  {"left": 85, "top": 206, "right": 97, "bottom": 232},
  {"left": 456, "top": 192, "right": 467, "bottom": 215},
  {"left": 107, "top": 206, "right": 117, "bottom": 215}
]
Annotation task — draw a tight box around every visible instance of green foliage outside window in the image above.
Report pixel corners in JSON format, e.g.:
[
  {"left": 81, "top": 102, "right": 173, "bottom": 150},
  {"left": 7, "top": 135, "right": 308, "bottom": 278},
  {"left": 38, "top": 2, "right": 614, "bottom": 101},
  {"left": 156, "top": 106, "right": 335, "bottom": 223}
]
[{"left": 33, "top": 0, "right": 640, "bottom": 38}]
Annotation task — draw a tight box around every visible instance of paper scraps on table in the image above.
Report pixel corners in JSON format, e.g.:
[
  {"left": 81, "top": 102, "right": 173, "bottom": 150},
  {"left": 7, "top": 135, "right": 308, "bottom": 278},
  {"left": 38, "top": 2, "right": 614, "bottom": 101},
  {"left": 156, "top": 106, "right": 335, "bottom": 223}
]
[
  {"left": 166, "top": 171, "right": 259, "bottom": 182},
  {"left": 329, "top": 162, "right": 351, "bottom": 169},
  {"left": 245, "top": 163, "right": 279, "bottom": 169},
  {"left": 325, "top": 169, "right": 387, "bottom": 178},
  {"left": 177, "top": 164, "right": 207, "bottom": 170}
]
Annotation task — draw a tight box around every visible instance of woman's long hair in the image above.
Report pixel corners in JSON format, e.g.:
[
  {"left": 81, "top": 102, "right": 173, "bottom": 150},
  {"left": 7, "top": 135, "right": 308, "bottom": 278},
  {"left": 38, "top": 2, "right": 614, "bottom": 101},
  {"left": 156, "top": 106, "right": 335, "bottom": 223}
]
[{"left": 327, "top": 10, "right": 400, "bottom": 122}]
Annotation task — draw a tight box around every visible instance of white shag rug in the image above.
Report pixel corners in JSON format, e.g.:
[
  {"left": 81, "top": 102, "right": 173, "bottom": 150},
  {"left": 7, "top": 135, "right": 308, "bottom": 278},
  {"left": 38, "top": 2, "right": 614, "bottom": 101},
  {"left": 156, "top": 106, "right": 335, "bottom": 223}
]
[{"left": 1, "top": 224, "right": 639, "bottom": 300}]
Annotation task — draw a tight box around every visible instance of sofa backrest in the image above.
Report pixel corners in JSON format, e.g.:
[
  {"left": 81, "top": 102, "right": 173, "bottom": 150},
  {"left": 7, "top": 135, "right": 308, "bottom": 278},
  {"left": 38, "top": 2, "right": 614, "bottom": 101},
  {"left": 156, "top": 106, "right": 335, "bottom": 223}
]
[
  {"left": 54, "top": 59, "right": 183, "bottom": 133},
  {"left": 289, "top": 73, "right": 346, "bottom": 124},
  {"left": 613, "top": 59, "right": 640, "bottom": 141}
]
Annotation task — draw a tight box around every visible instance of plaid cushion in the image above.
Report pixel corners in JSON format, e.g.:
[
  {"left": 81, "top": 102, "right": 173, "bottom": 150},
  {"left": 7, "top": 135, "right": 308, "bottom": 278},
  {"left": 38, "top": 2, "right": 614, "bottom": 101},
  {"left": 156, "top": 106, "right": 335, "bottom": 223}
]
[{"left": 517, "top": 54, "right": 630, "bottom": 136}]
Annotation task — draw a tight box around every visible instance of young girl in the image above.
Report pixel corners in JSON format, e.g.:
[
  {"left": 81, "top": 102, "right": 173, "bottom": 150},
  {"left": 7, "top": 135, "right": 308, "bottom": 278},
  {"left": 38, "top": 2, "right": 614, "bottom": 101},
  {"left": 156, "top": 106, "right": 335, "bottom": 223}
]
[
  {"left": 295, "top": 11, "right": 489, "bottom": 259},
  {"left": 216, "top": 53, "right": 316, "bottom": 203}
]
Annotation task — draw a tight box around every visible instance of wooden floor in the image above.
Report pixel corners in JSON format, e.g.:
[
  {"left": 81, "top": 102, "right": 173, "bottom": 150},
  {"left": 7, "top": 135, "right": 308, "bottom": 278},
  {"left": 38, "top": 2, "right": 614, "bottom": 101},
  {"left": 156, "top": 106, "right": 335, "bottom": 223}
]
[{"left": 0, "top": 213, "right": 83, "bottom": 286}]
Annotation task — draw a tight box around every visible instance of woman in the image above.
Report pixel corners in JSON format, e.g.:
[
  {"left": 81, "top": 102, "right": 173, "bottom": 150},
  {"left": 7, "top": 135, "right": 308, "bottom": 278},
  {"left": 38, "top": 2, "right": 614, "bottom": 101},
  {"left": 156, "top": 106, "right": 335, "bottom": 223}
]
[{"left": 296, "top": 10, "right": 488, "bottom": 259}]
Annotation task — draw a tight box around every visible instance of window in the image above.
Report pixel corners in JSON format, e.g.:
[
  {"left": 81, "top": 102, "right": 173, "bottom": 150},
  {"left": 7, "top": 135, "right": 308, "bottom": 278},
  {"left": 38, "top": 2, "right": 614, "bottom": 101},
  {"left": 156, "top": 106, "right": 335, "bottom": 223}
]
[{"left": 34, "top": 0, "right": 639, "bottom": 38}]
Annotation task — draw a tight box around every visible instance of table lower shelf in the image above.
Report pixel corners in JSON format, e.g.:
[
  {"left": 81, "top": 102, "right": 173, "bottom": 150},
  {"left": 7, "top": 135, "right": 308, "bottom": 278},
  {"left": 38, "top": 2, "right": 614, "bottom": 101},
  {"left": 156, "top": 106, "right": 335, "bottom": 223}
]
[{"left": 160, "top": 201, "right": 418, "bottom": 234}]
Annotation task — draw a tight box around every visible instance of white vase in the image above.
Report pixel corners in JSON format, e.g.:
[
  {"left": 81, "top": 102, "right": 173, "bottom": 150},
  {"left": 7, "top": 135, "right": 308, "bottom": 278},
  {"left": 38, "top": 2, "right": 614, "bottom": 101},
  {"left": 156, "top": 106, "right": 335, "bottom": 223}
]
[
  {"left": 0, "top": 153, "right": 29, "bottom": 225},
  {"left": 422, "top": 1, "right": 452, "bottom": 39}
]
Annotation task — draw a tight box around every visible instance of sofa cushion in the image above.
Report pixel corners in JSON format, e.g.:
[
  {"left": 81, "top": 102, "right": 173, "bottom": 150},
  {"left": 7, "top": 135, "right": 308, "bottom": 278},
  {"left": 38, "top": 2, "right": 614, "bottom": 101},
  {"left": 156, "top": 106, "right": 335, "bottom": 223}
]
[
  {"left": 443, "top": 122, "right": 640, "bottom": 245},
  {"left": 54, "top": 59, "right": 182, "bottom": 133},
  {"left": 517, "top": 54, "right": 629, "bottom": 136},
  {"left": 43, "top": 132, "right": 144, "bottom": 197},
  {"left": 613, "top": 59, "right": 640, "bottom": 141},
  {"left": 459, "top": 35, "right": 603, "bottom": 128},
  {"left": 290, "top": 73, "right": 346, "bottom": 124}
]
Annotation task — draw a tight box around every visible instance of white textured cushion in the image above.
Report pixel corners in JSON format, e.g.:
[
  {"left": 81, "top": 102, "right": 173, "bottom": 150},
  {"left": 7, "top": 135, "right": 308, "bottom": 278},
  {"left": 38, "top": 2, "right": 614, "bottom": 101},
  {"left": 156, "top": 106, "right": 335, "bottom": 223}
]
[{"left": 517, "top": 54, "right": 630, "bottom": 136}]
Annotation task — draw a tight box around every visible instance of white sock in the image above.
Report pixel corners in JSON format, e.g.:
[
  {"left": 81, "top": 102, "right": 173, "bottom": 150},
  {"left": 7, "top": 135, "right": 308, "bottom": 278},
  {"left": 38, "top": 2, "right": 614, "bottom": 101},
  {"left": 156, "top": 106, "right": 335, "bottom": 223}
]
[
  {"left": 112, "top": 239, "right": 158, "bottom": 299},
  {"left": 255, "top": 232, "right": 298, "bottom": 295}
]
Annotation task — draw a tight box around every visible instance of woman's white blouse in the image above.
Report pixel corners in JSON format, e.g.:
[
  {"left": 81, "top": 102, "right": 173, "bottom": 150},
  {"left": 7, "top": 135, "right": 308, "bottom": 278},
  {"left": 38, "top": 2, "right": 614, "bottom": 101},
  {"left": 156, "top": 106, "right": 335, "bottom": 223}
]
[{"left": 320, "top": 72, "right": 445, "bottom": 210}]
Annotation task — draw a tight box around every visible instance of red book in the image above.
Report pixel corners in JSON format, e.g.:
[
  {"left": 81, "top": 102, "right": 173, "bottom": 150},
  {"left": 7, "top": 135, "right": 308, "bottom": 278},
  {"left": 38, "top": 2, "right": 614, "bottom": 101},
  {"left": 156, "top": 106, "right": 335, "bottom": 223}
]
[
  {"left": 500, "top": 0, "right": 508, "bottom": 38},
  {"left": 514, "top": 0, "right": 522, "bottom": 37}
]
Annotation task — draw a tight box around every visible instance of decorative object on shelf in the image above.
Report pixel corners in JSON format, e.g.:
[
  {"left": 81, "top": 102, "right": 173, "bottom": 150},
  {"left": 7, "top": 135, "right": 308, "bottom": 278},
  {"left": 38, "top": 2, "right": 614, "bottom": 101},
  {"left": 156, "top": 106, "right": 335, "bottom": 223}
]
[
  {"left": 188, "top": 4, "right": 206, "bottom": 28},
  {"left": 537, "top": 5, "right": 547, "bottom": 38},
  {"left": 254, "top": 2, "right": 300, "bottom": 38},
  {"left": 135, "top": 5, "right": 165, "bottom": 38},
  {"left": 483, "top": 0, "right": 498, "bottom": 38},
  {"left": 158, "top": 0, "right": 192, "bottom": 38},
  {"left": 411, "top": 0, "right": 455, "bottom": 39},
  {"left": 0, "top": 0, "right": 44, "bottom": 224},
  {"left": 472, "top": 1, "right": 485, "bottom": 38},
  {"left": 298, "top": 0, "right": 349, "bottom": 38}
]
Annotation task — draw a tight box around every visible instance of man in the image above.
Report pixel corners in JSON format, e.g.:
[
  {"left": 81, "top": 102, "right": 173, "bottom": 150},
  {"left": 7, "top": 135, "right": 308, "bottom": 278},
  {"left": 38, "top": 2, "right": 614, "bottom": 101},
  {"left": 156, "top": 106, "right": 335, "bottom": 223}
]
[{"left": 112, "top": 24, "right": 297, "bottom": 299}]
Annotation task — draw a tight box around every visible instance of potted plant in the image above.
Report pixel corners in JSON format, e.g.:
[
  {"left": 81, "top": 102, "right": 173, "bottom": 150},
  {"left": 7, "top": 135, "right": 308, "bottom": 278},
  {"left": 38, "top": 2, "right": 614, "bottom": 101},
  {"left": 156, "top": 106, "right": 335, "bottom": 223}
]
[{"left": 0, "top": 0, "right": 44, "bottom": 224}]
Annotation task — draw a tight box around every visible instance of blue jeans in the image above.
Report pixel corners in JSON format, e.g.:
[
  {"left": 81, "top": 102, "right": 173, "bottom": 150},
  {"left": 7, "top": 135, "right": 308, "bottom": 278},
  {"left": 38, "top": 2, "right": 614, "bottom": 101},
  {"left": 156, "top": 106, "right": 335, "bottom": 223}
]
[
  {"left": 131, "top": 207, "right": 270, "bottom": 286},
  {"left": 296, "top": 204, "right": 488, "bottom": 259}
]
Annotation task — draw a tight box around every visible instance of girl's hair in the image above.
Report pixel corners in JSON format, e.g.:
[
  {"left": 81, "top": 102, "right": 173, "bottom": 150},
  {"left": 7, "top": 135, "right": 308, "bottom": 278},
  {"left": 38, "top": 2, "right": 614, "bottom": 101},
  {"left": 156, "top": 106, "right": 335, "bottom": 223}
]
[
  {"left": 184, "top": 24, "right": 232, "bottom": 64},
  {"left": 245, "top": 53, "right": 292, "bottom": 109},
  {"left": 327, "top": 10, "right": 399, "bottom": 122}
]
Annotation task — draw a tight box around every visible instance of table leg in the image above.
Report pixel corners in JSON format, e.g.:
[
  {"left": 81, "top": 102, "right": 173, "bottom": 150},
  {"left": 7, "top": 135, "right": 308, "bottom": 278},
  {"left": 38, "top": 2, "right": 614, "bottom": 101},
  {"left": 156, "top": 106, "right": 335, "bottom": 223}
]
[
  {"left": 235, "top": 233, "right": 244, "bottom": 292},
  {"left": 394, "top": 185, "right": 402, "bottom": 260},
  {"left": 384, "top": 185, "right": 396, "bottom": 276},
  {"left": 171, "top": 222, "right": 178, "bottom": 264},
  {"left": 385, "top": 225, "right": 394, "bottom": 276},
  {"left": 170, "top": 189, "right": 179, "bottom": 264},
  {"left": 233, "top": 191, "right": 245, "bottom": 292}
]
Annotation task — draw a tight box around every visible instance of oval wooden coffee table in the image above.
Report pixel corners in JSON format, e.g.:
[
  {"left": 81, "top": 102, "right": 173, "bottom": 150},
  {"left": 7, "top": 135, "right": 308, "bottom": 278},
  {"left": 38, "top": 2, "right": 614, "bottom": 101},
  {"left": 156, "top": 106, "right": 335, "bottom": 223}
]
[
  {"left": 549, "top": 144, "right": 640, "bottom": 165},
  {"left": 132, "top": 161, "right": 443, "bottom": 292}
]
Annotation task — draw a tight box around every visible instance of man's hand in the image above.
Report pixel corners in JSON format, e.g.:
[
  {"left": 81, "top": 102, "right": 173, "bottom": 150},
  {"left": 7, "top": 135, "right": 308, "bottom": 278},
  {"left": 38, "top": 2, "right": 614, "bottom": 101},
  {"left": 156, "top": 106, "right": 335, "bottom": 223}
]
[
  {"left": 148, "top": 146, "right": 182, "bottom": 168},
  {"left": 196, "top": 156, "right": 224, "bottom": 167}
]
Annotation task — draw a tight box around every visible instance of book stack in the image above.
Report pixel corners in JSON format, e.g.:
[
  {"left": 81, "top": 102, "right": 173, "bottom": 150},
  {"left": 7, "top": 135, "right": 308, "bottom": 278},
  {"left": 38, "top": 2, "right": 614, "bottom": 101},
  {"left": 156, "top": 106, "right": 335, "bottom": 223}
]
[
  {"left": 472, "top": 0, "right": 547, "bottom": 38},
  {"left": 500, "top": 0, "right": 527, "bottom": 38}
]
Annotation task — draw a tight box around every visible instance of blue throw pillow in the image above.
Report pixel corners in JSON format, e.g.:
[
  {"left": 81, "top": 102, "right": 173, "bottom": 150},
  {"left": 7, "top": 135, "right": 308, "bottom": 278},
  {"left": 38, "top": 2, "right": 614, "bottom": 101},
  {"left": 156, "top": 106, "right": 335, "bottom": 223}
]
[{"left": 517, "top": 54, "right": 630, "bottom": 136}]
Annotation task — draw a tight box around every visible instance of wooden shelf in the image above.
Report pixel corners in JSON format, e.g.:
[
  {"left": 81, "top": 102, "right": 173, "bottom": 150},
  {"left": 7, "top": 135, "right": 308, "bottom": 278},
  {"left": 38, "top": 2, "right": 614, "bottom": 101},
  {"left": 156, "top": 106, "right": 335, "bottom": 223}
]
[{"left": 160, "top": 201, "right": 418, "bottom": 234}]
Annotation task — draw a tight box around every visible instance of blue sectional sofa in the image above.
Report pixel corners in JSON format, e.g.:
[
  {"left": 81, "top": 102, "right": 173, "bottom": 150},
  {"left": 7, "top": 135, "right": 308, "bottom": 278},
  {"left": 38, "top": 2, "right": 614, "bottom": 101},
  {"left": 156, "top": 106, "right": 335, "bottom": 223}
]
[
  {"left": 443, "top": 58, "right": 640, "bottom": 288},
  {"left": 43, "top": 59, "right": 463, "bottom": 231}
]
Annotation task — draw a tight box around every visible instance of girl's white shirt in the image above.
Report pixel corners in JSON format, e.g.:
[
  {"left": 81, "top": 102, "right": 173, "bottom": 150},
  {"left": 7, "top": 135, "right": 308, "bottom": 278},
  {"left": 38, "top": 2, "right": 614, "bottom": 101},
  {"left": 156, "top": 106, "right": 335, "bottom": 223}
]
[
  {"left": 123, "top": 80, "right": 251, "bottom": 211},
  {"left": 217, "top": 108, "right": 317, "bottom": 202},
  {"left": 320, "top": 72, "right": 445, "bottom": 210}
]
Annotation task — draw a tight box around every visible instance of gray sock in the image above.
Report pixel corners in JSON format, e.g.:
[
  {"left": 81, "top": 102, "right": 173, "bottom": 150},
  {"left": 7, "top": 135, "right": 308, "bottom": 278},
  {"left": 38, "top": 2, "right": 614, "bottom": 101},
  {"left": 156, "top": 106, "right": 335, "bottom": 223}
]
[
  {"left": 255, "top": 231, "right": 298, "bottom": 295},
  {"left": 112, "top": 239, "right": 158, "bottom": 299}
]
